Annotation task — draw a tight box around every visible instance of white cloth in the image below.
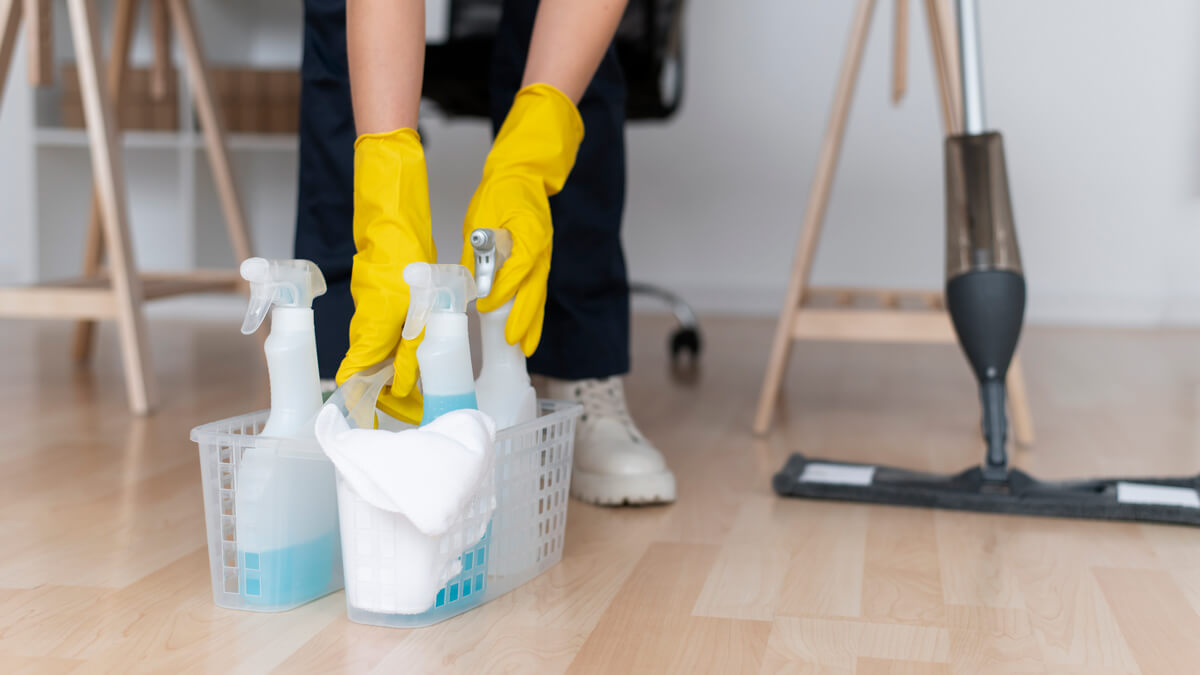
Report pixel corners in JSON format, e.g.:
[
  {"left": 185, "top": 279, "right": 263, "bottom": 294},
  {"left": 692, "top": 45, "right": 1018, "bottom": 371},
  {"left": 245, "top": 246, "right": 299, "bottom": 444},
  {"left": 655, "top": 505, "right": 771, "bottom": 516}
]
[
  {"left": 314, "top": 404, "right": 497, "bottom": 614},
  {"left": 314, "top": 405, "right": 495, "bottom": 535}
]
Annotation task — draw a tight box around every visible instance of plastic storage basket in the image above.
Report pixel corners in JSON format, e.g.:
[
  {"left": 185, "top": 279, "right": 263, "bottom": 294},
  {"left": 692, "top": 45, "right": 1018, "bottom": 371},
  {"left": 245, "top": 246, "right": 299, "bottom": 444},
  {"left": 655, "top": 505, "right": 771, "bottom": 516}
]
[
  {"left": 329, "top": 364, "right": 582, "bottom": 628},
  {"left": 192, "top": 413, "right": 344, "bottom": 612}
]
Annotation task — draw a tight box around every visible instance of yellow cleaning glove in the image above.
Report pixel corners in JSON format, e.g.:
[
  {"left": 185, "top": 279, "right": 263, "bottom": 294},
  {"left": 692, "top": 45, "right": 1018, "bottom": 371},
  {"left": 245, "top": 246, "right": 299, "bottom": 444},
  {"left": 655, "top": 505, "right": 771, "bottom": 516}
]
[
  {"left": 459, "top": 83, "right": 584, "bottom": 357},
  {"left": 336, "top": 129, "right": 437, "bottom": 424}
]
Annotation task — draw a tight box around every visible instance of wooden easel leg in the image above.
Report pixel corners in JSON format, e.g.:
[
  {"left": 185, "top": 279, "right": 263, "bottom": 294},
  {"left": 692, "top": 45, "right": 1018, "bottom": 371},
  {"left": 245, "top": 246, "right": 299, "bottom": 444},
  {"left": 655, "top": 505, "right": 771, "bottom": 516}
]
[
  {"left": 0, "top": 0, "right": 24, "bottom": 101},
  {"left": 891, "top": 0, "right": 908, "bottom": 104},
  {"left": 23, "top": 0, "right": 50, "bottom": 86},
  {"left": 1007, "top": 355, "right": 1034, "bottom": 446},
  {"left": 753, "top": 0, "right": 878, "bottom": 435},
  {"left": 68, "top": 0, "right": 156, "bottom": 413},
  {"left": 923, "top": 0, "right": 961, "bottom": 134},
  {"left": 73, "top": 0, "right": 139, "bottom": 364},
  {"left": 166, "top": 0, "right": 253, "bottom": 264},
  {"left": 150, "top": 0, "right": 170, "bottom": 100}
]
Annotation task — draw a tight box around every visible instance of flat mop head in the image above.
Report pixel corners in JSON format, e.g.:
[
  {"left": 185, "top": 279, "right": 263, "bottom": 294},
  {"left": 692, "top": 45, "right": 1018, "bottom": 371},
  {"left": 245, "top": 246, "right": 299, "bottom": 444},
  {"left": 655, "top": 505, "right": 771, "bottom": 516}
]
[{"left": 774, "top": 453, "right": 1200, "bottom": 526}]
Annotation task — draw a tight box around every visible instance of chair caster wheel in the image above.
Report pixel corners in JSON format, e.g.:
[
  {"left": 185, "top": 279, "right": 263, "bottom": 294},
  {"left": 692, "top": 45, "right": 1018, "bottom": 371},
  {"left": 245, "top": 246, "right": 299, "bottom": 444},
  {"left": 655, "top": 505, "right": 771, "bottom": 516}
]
[{"left": 670, "top": 327, "right": 701, "bottom": 361}]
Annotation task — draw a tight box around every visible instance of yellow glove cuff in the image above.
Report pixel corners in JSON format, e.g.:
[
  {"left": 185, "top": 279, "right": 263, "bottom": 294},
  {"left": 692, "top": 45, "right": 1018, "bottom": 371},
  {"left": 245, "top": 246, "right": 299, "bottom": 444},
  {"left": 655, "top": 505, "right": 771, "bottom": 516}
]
[{"left": 486, "top": 83, "right": 585, "bottom": 197}]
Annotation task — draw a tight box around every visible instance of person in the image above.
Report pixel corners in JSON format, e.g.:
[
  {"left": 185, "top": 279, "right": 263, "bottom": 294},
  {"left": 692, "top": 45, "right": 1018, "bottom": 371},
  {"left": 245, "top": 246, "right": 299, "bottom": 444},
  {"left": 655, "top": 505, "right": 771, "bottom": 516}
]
[{"left": 294, "top": 0, "right": 676, "bottom": 505}]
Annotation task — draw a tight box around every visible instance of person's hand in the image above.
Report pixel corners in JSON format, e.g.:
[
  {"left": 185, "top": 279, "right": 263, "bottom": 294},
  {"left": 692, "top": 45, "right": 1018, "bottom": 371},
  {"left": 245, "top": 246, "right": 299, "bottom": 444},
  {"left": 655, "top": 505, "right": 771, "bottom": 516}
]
[
  {"left": 336, "top": 129, "right": 436, "bottom": 424},
  {"left": 458, "top": 83, "right": 584, "bottom": 356}
]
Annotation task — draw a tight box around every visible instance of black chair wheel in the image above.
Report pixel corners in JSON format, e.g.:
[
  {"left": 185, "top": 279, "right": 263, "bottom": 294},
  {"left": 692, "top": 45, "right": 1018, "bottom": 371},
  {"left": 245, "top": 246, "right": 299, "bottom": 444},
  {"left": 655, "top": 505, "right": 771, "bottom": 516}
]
[{"left": 670, "top": 327, "right": 701, "bottom": 360}]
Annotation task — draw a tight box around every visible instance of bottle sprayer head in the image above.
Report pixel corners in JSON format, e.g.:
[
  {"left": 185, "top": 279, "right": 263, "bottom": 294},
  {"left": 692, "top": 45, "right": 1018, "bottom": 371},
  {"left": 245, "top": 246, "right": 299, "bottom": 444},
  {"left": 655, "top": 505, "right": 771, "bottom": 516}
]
[
  {"left": 239, "top": 257, "right": 327, "bottom": 335},
  {"left": 470, "top": 228, "right": 513, "bottom": 299},
  {"left": 402, "top": 263, "right": 477, "bottom": 340}
]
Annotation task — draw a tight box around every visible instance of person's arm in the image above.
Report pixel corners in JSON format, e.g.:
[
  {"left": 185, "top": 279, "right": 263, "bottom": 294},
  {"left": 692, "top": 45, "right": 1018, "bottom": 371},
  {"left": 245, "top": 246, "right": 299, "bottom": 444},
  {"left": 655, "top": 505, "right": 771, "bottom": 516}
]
[
  {"left": 347, "top": 0, "right": 425, "bottom": 133},
  {"left": 338, "top": 0, "right": 435, "bottom": 424},
  {"left": 523, "top": 0, "right": 630, "bottom": 102}
]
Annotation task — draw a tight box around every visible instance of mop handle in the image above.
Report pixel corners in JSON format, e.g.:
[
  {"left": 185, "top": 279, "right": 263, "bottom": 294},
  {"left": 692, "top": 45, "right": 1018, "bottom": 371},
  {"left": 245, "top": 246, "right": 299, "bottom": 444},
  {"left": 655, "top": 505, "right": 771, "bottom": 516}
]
[{"left": 955, "top": 0, "right": 986, "bottom": 135}]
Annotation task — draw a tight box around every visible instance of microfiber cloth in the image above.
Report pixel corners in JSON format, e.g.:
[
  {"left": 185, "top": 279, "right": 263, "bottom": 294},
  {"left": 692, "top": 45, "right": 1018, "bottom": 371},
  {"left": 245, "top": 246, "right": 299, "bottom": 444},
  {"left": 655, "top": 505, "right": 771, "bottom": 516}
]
[
  {"left": 316, "top": 405, "right": 498, "bottom": 614},
  {"left": 314, "top": 404, "right": 496, "bottom": 536}
]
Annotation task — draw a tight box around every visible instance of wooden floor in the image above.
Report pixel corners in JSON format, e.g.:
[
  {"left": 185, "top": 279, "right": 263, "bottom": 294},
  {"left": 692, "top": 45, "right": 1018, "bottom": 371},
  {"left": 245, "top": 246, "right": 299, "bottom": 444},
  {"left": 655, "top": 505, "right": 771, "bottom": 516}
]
[{"left": 3, "top": 314, "right": 1200, "bottom": 674}]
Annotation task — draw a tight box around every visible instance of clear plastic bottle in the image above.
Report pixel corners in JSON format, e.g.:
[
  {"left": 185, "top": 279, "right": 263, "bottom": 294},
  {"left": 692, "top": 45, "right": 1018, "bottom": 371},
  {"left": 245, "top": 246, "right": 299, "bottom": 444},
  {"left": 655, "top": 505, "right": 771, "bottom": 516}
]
[
  {"left": 403, "top": 263, "right": 480, "bottom": 425},
  {"left": 470, "top": 229, "right": 538, "bottom": 429},
  {"left": 236, "top": 258, "right": 340, "bottom": 607}
]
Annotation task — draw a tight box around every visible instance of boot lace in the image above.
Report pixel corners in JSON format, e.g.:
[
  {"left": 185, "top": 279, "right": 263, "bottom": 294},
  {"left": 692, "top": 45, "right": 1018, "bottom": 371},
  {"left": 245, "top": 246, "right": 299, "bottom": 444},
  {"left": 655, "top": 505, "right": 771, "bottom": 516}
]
[{"left": 571, "top": 378, "right": 645, "bottom": 444}]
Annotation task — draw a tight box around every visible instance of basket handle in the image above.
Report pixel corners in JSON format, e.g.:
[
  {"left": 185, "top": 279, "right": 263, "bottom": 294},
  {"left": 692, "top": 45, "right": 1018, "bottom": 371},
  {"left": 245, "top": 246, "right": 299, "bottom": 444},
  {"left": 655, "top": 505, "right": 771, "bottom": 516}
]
[{"left": 323, "top": 362, "right": 396, "bottom": 430}]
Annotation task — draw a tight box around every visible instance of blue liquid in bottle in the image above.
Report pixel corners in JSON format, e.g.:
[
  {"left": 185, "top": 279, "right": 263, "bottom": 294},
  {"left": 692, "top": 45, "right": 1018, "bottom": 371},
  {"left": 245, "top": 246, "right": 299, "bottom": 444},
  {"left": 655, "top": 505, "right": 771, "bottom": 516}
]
[
  {"left": 421, "top": 391, "right": 479, "bottom": 426},
  {"left": 242, "top": 530, "right": 339, "bottom": 607},
  {"left": 412, "top": 389, "right": 490, "bottom": 620}
]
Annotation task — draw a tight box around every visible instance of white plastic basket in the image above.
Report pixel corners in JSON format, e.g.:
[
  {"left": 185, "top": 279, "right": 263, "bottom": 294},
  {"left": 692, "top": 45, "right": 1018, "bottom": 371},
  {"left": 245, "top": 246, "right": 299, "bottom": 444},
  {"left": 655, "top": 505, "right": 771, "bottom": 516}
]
[
  {"left": 337, "top": 399, "right": 580, "bottom": 627},
  {"left": 326, "top": 363, "right": 582, "bottom": 628},
  {"left": 192, "top": 366, "right": 580, "bottom": 626},
  {"left": 191, "top": 413, "right": 344, "bottom": 612}
]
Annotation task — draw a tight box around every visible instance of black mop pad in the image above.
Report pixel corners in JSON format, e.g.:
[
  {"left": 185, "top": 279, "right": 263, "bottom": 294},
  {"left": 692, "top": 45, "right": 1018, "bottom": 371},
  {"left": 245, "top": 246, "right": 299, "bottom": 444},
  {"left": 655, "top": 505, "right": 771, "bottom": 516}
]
[{"left": 774, "top": 453, "right": 1200, "bottom": 526}]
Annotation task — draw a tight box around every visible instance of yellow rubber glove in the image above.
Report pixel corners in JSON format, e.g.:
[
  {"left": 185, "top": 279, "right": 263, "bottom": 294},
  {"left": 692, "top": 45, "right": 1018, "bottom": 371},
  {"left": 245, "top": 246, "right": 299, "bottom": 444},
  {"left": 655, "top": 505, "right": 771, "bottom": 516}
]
[
  {"left": 459, "top": 83, "right": 584, "bottom": 356},
  {"left": 336, "top": 129, "right": 436, "bottom": 424}
]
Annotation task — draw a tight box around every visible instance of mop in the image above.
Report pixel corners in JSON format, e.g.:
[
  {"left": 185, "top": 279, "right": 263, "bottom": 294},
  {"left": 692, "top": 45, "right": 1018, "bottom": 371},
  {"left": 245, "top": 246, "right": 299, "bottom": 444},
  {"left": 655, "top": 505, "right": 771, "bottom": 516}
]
[{"left": 773, "top": 0, "right": 1200, "bottom": 525}]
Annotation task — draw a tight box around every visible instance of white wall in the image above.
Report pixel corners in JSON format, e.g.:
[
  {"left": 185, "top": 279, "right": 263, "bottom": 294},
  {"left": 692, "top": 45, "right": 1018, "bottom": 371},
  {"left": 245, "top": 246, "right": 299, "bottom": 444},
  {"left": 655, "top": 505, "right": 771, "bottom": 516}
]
[
  {"left": 428, "top": 0, "right": 1200, "bottom": 324},
  {"left": 6, "top": 0, "right": 1200, "bottom": 326}
]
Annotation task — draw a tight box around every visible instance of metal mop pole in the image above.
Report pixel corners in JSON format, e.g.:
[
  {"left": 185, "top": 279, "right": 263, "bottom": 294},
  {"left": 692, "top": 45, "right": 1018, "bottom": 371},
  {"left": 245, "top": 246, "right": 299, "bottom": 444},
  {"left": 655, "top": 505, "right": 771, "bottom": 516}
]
[
  {"left": 956, "top": 0, "right": 986, "bottom": 134},
  {"left": 945, "top": 0, "right": 1026, "bottom": 481}
]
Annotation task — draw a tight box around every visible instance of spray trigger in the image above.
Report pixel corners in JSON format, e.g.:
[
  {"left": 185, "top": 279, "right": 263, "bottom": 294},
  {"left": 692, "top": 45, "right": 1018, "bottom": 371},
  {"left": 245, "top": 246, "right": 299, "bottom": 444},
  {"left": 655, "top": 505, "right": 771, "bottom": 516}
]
[
  {"left": 239, "top": 257, "right": 327, "bottom": 335},
  {"left": 470, "top": 228, "right": 513, "bottom": 298},
  {"left": 402, "top": 262, "right": 477, "bottom": 340}
]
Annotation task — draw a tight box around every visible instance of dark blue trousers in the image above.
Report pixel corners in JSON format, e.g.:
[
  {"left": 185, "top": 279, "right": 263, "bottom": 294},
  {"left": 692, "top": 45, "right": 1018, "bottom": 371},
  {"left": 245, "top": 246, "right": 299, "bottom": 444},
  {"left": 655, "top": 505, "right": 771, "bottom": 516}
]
[{"left": 295, "top": 0, "right": 631, "bottom": 381}]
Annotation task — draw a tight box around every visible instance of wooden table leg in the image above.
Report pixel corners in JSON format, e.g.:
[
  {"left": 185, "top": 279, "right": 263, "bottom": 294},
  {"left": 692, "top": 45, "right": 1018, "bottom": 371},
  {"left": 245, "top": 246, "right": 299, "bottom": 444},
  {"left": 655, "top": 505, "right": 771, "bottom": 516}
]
[
  {"left": 23, "top": 0, "right": 50, "bottom": 86},
  {"left": 1007, "top": 354, "right": 1035, "bottom": 446},
  {"left": 167, "top": 0, "right": 253, "bottom": 264},
  {"left": 150, "top": 0, "right": 170, "bottom": 100},
  {"left": 0, "top": 0, "right": 24, "bottom": 101},
  {"left": 923, "top": 0, "right": 962, "bottom": 134},
  {"left": 753, "top": 0, "right": 878, "bottom": 435},
  {"left": 68, "top": 0, "right": 156, "bottom": 413},
  {"left": 73, "top": 0, "right": 139, "bottom": 364},
  {"left": 892, "top": 0, "right": 908, "bottom": 104}
]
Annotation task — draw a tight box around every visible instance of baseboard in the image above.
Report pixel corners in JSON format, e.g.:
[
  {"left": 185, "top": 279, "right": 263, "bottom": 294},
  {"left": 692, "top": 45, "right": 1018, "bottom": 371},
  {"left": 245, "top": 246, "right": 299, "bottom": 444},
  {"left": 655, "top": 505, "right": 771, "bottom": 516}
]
[
  {"left": 632, "top": 283, "right": 1200, "bottom": 327},
  {"left": 140, "top": 285, "right": 1200, "bottom": 328}
]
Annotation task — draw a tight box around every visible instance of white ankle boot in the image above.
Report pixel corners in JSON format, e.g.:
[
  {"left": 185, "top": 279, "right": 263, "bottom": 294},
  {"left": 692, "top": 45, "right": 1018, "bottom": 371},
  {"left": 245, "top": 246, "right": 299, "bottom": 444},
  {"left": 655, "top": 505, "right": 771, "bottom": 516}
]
[{"left": 543, "top": 377, "right": 676, "bottom": 505}]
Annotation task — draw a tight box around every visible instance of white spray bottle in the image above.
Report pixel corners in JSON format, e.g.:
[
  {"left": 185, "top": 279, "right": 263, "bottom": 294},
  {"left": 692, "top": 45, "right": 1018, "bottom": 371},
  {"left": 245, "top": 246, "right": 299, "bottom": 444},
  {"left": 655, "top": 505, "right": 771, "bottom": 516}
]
[
  {"left": 403, "top": 263, "right": 480, "bottom": 426},
  {"left": 240, "top": 257, "right": 327, "bottom": 438},
  {"left": 236, "top": 258, "right": 340, "bottom": 606},
  {"left": 470, "top": 228, "right": 538, "bottom": 429}
]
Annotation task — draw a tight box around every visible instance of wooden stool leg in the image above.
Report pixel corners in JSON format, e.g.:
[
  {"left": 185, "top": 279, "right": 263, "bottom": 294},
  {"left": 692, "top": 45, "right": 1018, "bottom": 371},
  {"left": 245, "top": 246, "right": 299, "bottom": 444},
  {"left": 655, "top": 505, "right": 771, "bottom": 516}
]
[
  {"left": 167, "top": 0, "right": 253, "bottom": 263},
  {"left": 150, "top": 0, "right": 170, "bottom": 100},
  {"left": 23, "top": 0, "right": 50, "bottom": 86},
  {"left": 753, "top": 0, "right": 878, "bottom": 435},
  {"left": 891, "top": 0, "right": 908, "bottom": 104},
  {"left": 923, "top": 0, "right": 961, "bottom": 134},
  {"left": 68, "top": 0, "right": 156, "bottom": 413},
  {"left": 1007, "top": 355, "right": 1034, "bottom": 446},
  {"left": 73, "top": 0, "right": 139, "bottom": 364},
  {"left": 0, "top": 0, "right": 24, "bottom": 100}
]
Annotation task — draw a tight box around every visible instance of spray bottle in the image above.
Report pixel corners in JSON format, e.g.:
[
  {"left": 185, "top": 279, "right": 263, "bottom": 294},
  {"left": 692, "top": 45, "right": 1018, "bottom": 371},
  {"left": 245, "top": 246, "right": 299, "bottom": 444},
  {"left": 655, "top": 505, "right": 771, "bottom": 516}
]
[
  {"left": 403, "top": 263, "right": 479, "bottom": 425},
  {"left": 240, "top": 257, "right": 327, "bottom": 438},
  {"left": 236, "top": 257, "right": 340, "bottom": 606},
  {"left": 470, "top": 228, "right": 538, "bottom": 429}
]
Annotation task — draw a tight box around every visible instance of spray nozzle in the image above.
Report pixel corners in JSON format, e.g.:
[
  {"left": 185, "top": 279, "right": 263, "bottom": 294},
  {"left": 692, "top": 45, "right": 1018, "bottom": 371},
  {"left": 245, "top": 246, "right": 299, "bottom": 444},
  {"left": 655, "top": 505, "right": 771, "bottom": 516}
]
[
  {"left": 239, "top": 257, "right": 328, "bottom": 335},
  {"left": 402, "top": 263, "right": 477, "bottom": 340},
  {"left": 470, "top": 228, "right": 513, "bottom": 298}
]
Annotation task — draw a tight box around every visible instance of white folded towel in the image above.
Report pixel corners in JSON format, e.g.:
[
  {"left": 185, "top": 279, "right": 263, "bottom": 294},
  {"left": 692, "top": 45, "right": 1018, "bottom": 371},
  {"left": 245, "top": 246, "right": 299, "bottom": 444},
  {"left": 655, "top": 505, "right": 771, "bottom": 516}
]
[
  {"left": 314, "top": 404, "right": 495, "bottom": 535},
  {"left": 314, "top": 404, "right": 497, "bottom": 613}
]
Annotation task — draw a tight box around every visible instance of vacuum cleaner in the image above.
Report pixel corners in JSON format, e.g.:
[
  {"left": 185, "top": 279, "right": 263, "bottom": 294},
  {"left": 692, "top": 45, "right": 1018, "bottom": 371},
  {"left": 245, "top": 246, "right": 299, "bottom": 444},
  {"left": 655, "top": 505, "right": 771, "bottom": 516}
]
[{"left": 773, "top": 0, "right": 1200, "bottom": 526}]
